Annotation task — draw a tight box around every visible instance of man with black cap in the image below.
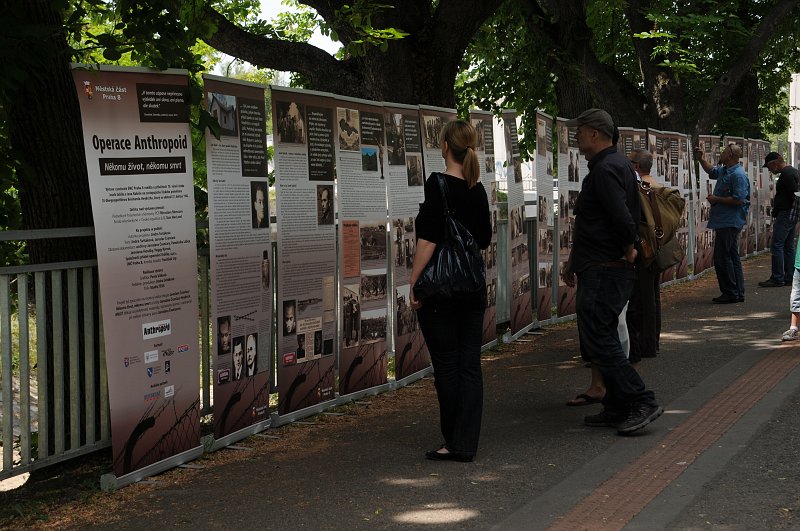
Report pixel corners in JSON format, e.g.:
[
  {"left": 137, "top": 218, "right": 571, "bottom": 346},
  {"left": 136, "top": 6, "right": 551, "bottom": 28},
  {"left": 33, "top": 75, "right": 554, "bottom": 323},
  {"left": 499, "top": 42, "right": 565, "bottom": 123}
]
[
  {"left": 561, "top": 108, "right": 663, "bottom": 435},
  {"left": 758, "top": 152, "right": 799, "bottom": 287}
]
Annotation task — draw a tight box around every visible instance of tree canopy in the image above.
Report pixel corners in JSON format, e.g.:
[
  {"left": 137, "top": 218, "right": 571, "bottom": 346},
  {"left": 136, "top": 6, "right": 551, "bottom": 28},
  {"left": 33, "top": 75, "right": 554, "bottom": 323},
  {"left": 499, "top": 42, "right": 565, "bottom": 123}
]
[{"left": 2, "top": 0, "right": 800, "bottom": 253}]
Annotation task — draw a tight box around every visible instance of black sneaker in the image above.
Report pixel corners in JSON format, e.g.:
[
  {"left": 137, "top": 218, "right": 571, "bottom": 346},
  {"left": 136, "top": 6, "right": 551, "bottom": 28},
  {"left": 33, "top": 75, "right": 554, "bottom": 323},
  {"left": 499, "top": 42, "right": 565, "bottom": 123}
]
[
  {"left": 617, "top": 403, "right": 663, "bottom": 434},
  {"left": 758, "top": 279, "right": 784, "bottom": 288},
  {"left": 712, "top": 294, "right": 739, "bottom": 304},
  {"left": 584, "top": 410, "right": 626, "bottom": 427}
]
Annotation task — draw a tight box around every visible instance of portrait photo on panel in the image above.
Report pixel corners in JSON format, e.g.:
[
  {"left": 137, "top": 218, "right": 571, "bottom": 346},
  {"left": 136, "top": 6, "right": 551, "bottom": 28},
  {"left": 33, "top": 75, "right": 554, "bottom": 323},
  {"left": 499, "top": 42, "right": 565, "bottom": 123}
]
[
  {"left": 217, "top": 315, "right": 232, "bottom": 357},
  {"left": 296, "top": 333, "right": 306, "bottom": 360},
  {"left": 245, "top": 333, "right": 258, "bottom": 376},
  {"left": 317, "top": 184, "right": 334, "bottom": 225},
  {"left": 275, "top": 100, "right": 306, "bottom": 144},
  {"left": 314, "top": 330, "right": 323, "bottom": 356},
  {"left": 282, "top": 299, "right": 297, "bottom": 336},
  {"left": 231, "top": 336, "right": 244, "bottom": 381},
  {"left": 251, "top": 181, "right": 269, "bottom": 229}
]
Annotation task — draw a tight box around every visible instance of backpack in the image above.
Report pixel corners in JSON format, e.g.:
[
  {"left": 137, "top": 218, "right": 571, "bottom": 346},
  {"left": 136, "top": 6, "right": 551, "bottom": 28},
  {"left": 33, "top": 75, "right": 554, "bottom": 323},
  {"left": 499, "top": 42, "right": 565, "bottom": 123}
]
[{"left": 637, "top": 181, "right": 686, "bottom": 270}]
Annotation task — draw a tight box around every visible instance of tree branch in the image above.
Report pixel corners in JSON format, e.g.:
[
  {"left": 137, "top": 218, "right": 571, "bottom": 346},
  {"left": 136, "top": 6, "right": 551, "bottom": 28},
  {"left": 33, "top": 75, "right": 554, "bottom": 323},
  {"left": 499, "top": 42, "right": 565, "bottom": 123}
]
[
  {"left": 201, "top": 5, "right": 361, "bottom": 95},
  {"left": 694, "top": 0, "right": 800, "bottom": 134}
]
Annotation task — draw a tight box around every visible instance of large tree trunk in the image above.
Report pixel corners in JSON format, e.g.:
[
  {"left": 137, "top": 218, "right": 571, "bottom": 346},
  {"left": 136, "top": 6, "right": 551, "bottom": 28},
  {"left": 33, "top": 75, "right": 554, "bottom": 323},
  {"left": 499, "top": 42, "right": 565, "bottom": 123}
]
[
  {"left": 201, "top": 0, "right": 506, "bottom": 107},
  {"left": 7, "top": 0, "right": 95, "bottom": 263},
  {"left": 5, "top": 0, "right": 98, "bottom": 467}
]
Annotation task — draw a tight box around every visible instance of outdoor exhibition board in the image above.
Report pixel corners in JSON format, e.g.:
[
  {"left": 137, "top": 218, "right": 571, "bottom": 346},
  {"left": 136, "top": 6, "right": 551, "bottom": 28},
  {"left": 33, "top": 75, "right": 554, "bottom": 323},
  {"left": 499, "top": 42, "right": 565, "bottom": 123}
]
[
  {"left": 555, "top": 118, "right": 584, "bottom": 317},
  {"left": 271, "top": 86, "right": 337, "bottom": 415},
  {"left": 71, "top": 65, "right": 201, "bottom": 479},
  {"left": 647, "top": 128, "right": 683, "bottom": 281},
  {"left": 675, "top": 134, "right": 693, "bottom": 279},
  {"left": 334, "top": 96, "right": 389, "bottom": 395},
  {"left": 203, "top": 75, "right": 272, "bottom": 439},
  {"left": 502, "top": 110, "right": 533, "bottom": 333},
  {"left": 385, "top": 103, "right": 430, "bottom": 380},
  {"left": 470, "top": 109, "right": 499, "bottom": 347},
  {"left": 695, "top": 135, "right": 720, "bottom": 274},
  {"left": 744, "top": 139, "right": 760, "bottom": 254},
  {"left": 617, "top": 127, "right": 647, "bottom": 156},
  {"left": 534, "top": 111, "right": 553, "bottom": 321},
  {"left": 755, "top": 140, "right": 774, "bottom": 252},
  {"left": 418, "top": 105, "right": 456, "bottom": 175}
]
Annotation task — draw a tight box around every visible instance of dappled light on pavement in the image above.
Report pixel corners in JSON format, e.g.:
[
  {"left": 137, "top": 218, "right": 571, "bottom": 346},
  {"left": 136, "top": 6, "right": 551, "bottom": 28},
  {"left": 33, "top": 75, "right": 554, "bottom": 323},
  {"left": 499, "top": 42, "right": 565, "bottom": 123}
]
[{"left": 393, "top": 503, "right": 480, "bottom": 524}]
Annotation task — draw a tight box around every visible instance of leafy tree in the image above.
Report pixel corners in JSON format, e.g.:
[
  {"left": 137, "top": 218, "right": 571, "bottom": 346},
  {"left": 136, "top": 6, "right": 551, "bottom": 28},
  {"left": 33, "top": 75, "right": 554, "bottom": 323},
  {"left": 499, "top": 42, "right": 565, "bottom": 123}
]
[{"left": 459, "top": 0, "right": 800, "bottom": 145}]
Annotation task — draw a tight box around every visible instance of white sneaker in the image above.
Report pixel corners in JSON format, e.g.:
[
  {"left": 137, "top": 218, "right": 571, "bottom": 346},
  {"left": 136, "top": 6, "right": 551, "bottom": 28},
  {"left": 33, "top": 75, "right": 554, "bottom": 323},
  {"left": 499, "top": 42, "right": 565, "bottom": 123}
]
[{"left": 781, "top": 328, "right": 799, "bottom": 341}]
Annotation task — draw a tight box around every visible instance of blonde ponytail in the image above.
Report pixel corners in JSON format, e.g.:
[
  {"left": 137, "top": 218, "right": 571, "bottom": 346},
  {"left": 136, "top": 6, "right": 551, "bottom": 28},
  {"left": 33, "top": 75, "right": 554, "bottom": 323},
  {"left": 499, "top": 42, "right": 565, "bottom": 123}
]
[{"left": 440, "top": 120, "right": 480, "bottom": 188}]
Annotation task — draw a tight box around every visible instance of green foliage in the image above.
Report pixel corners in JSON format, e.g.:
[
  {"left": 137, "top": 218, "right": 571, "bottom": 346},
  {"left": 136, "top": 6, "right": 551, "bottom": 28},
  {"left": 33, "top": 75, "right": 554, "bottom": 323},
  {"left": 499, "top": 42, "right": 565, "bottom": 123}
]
[
  {"left": 318, "top": 0, "right": 408, "bottom": 56},
  {"left": 456, "top": 3, "right": 556, "bottom": 158}
]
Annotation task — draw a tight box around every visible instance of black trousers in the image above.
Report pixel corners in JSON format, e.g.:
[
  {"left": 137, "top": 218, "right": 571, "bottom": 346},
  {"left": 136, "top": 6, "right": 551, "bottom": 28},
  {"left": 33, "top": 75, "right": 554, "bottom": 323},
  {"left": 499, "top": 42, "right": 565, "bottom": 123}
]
[{"left": 418, "top": 296, "right": 485, "bottom": 456}]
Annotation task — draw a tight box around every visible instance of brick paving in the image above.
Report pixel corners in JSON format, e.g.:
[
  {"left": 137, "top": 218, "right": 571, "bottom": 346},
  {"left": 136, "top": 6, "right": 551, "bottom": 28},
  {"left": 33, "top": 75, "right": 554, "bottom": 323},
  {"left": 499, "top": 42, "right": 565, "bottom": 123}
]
[{"left": 549, "top": 346, "right": 800, "bottom": 531}]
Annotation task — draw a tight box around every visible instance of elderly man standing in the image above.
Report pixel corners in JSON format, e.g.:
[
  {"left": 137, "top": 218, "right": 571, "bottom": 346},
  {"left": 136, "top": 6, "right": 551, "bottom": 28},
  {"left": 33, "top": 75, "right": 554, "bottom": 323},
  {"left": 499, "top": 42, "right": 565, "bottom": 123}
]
[
  {"left": 695, "top": 143, "right": 750, "bottom": 303},
  {"left": 562, "top": 109, "right": 662, "bottom": 435},
  {"left": 759, "top": 152, "right": 799, "bottom": 287}
]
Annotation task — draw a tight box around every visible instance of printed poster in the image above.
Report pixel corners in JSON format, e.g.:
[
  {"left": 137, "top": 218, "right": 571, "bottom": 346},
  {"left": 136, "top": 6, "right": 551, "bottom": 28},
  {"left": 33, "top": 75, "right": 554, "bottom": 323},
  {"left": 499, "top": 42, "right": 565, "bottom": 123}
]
[
  {"left": 386, "top": 103, "right": 430, "bottom": 379},
  {"left": 535, "top": 111, "right": 553, "bottom": 320},
  {"left": 647, "top": 129, "right": 680, "bottom": 281},
  {"left": 419, "top": 105, "right": 456, "bottom": 175},
  {"left": 71, "top": 65, "right": 201, "bottom": 478},
  {"left": 695, "top": 135, "right": 720, "bottom": 275},
  {"left": 203, "top": 75, "right": 272, "bottom": 439},
  {"left": 675, "top": 134, "right": 692, "bottom": 279},
  {"left": 335, "top": 96, "right": 389, "bottom": 395},
  {"left": 503, "top": 110, "right": 533, "bottom": 333},
  {"left": 470, "top": 109, "right": 499, "bottom": 346},
  {"left": 555, "top": 118, "right": 585, "bottom": 317},
  {"left": 272, "top": 86, "right": 337, "bottom": 415},
  {"left": 756, "top": 140, "right": 773, "bottom": 251}
]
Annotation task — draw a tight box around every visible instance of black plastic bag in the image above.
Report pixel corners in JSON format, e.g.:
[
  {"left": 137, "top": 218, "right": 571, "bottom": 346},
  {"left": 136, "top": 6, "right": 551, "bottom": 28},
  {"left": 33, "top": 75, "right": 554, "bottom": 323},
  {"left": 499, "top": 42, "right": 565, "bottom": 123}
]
[{"left": 413, "top": 175, "right": 485, "bottom": 301}]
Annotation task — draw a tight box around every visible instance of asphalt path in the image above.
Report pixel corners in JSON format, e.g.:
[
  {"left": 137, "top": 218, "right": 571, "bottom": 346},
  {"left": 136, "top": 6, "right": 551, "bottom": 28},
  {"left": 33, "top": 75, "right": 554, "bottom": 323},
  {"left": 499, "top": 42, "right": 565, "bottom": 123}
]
[{"left": 67, "top": 254, "right": 800, "bottom": 530}]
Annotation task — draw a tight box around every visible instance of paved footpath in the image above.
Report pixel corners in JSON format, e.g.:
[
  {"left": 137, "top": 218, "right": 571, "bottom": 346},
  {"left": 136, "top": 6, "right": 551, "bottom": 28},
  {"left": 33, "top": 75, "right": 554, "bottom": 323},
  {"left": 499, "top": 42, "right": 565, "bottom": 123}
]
[{"left": 41, "top": 255, "right": 800, "bottom": 529}]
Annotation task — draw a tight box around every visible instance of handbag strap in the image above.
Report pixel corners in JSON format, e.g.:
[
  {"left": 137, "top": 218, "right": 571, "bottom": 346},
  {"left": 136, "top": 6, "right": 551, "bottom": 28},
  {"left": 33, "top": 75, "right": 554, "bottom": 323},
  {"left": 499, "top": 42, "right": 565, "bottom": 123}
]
[
  {"left": 436, "top": 173, "right": 453, "bottom": 216},
  {"left": 640, "top": 180, "right": 664, "bottom": 247}
]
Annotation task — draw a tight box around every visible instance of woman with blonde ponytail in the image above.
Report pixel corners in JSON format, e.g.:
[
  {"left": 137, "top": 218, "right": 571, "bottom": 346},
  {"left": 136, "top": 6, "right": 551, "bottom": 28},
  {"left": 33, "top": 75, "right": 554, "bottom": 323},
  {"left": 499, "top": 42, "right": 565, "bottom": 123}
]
[{"left": 410, "top": 119, "right": 491, "bottom": 462}]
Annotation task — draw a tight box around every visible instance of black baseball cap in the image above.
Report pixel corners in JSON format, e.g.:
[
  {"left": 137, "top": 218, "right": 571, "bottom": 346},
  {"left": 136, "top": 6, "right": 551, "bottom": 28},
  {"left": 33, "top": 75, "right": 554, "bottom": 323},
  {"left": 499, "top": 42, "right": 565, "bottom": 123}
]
[{"left": 763, "top": 151, "right": 782, "bottom": 167}]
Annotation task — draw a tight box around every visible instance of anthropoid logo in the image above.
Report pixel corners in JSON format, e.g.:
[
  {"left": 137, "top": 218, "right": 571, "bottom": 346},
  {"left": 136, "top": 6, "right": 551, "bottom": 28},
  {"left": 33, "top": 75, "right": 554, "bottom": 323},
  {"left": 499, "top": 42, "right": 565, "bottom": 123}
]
[
  {"left": 177, "top": 344, "right": 189, "bottom": 353},
  {"left": 143, "top": 319, "right": 171, "bottom": 340},
  {"left": 124, "top": 357, "right": 130, "bottom": 367},
  {"left": 147, "top": 367, "right": 154, "bottom": 378}
]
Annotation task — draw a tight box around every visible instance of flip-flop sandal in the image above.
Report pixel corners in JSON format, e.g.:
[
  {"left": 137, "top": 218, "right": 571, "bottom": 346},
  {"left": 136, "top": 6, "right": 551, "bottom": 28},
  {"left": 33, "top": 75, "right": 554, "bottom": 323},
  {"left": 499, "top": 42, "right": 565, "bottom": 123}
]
[{"left": 566, "top": 393, "right": 602, "bottom": 407}]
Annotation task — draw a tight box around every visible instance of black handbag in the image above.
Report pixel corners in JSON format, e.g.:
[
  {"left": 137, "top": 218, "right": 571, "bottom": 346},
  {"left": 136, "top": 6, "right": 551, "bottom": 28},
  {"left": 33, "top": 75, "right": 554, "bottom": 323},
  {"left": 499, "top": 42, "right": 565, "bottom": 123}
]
[{"left": 413, "top": 174, "right": 486, "bottom": 301}]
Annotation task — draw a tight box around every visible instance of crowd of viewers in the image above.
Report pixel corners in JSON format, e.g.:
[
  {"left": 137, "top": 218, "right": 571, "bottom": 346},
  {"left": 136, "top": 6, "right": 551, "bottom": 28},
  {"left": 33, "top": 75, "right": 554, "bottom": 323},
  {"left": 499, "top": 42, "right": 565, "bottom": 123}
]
[{"left": 411, "top": 108, "right": 800, "bottom": 463}]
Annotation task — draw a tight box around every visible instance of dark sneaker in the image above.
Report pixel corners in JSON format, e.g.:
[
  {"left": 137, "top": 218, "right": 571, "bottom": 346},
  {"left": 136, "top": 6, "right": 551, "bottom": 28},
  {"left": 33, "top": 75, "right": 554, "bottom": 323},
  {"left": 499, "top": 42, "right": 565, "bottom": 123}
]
[
  {"left": 617, "top": 404, "right": 663, "bottom": 434},
  {"left": 584, "top": 410, "right": 626, "bottom": 427},
  {"left": 758, "top": 279, "right": 785, "bottom": 288},
  {"left": 712, "top": 294, "right": 739, "bottom": 304}
]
